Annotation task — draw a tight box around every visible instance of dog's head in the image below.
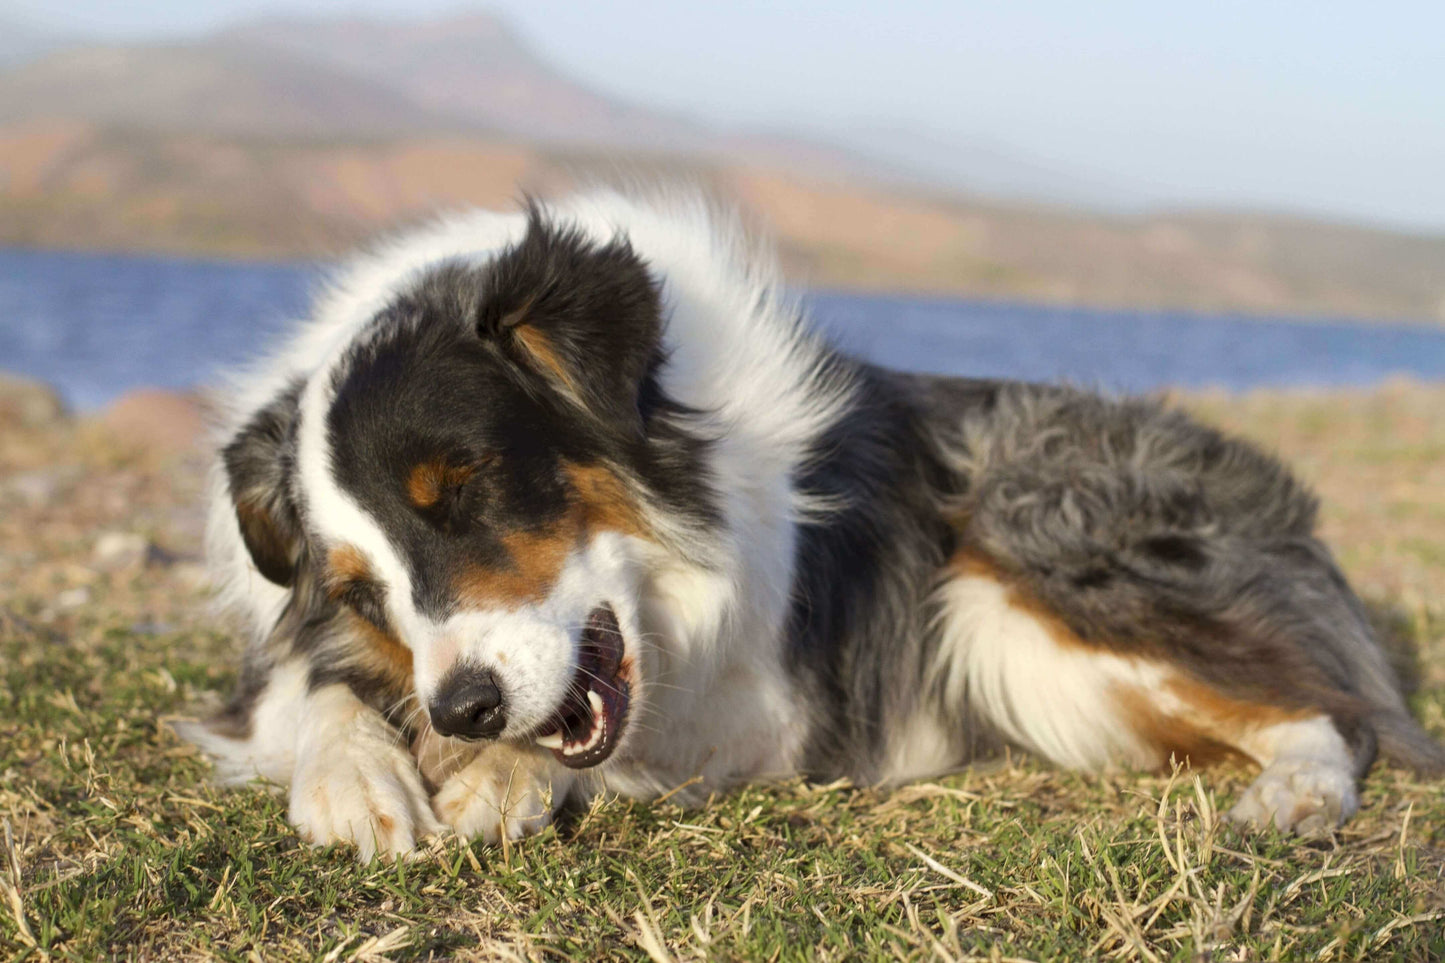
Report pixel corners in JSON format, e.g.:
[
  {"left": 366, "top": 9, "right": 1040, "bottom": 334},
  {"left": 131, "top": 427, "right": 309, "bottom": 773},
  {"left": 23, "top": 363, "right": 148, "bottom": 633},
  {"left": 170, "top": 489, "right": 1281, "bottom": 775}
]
[{"left": 222, "top": 208, "right": 713, "bottom": 769}]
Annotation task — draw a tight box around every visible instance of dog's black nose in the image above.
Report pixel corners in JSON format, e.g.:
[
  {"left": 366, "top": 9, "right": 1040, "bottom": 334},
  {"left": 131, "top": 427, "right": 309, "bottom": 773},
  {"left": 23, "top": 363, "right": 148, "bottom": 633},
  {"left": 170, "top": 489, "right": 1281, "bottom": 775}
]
[{"left": 429, "top": 668, "right": 507, "bottom": 739}]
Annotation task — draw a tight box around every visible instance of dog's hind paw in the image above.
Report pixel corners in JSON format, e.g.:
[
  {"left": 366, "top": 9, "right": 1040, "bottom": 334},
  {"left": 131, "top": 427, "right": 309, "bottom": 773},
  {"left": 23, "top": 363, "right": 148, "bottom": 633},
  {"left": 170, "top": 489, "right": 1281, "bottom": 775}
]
[
  {"left": 289, "top": 711, "right": 442, "bottom": 861},
  {"left": 1227, "top": 758, "right": 1359, "bottom": 836},
  {"left": 432, "top": 744, "right": 573, "bottom": 846}
]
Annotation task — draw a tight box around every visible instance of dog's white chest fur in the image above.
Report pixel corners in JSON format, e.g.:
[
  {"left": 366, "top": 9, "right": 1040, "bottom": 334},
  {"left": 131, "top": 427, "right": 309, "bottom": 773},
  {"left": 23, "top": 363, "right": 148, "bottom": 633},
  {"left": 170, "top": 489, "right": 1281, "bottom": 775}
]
[{"left": 184, "top": 189, "right": 1440, "bottom": 860}]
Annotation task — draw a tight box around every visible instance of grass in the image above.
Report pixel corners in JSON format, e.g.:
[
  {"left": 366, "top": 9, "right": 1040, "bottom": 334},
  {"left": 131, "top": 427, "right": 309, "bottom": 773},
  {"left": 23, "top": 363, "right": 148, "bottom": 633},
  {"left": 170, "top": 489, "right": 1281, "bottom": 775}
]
[{"left": 4, "top": 382, "right": 1445, "bottom": 961}]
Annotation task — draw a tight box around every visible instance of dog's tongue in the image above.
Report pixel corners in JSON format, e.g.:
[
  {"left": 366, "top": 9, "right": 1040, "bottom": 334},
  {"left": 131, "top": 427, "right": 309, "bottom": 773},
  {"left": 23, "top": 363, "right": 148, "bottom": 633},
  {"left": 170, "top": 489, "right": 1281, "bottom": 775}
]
[{"left": 534, "top": 605, "right": 631, "bottom": 768}]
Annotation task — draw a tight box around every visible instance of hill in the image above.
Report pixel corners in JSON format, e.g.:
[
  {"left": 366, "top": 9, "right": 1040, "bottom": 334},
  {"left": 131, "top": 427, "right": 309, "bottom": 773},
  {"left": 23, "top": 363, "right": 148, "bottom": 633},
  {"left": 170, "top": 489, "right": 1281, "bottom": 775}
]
[
  {"left": 217, "top": 14, "right": 703, "bottom": 150},
  {"left": 0, "top": 42, "right": 458, "bottom": 137},
  {"left": 0, "top": 12, "right": 1441, "bottom": 323}
]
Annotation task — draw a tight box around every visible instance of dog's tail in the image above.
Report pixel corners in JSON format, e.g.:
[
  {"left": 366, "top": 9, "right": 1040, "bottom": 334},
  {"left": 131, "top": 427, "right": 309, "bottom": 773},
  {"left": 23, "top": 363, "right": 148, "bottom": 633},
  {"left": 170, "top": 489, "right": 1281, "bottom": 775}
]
[
  {"left": 1373, "top": 709, "right": 1445, "bottom": 774},
  {"left": 1297, "top": 562, "right": 1445, "bottom": 776},
  {"left": 1311, "top": 568, "right": 1445, "bottom": 776}
]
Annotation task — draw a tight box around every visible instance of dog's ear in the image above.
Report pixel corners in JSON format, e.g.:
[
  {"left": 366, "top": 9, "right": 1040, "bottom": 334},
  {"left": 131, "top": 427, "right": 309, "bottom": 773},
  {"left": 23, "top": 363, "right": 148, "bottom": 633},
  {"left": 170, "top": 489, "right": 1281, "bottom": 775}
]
[
  {"left": 478, "top": 204, "right": 664, "bottom": 432},
  {"left": 222, "top": 384, "right": 303, "bottom": 586}
]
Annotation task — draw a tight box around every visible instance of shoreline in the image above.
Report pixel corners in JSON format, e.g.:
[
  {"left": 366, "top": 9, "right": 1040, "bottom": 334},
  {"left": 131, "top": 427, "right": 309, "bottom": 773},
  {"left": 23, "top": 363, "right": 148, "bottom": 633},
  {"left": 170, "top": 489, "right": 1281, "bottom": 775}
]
[
  {"left": 5, "top": 241, "right": 1445, "bottom": 331},
  {"left": 7, "top": 365, "right": 1445, "bottom": 418}
]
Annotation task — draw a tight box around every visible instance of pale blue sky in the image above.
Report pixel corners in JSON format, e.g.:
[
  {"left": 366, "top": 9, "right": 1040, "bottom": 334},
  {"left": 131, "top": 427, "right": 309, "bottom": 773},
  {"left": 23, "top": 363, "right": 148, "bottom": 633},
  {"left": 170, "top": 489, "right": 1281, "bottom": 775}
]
[{"left": 5, "top": 0, "right": 1443, "bottom": 231}]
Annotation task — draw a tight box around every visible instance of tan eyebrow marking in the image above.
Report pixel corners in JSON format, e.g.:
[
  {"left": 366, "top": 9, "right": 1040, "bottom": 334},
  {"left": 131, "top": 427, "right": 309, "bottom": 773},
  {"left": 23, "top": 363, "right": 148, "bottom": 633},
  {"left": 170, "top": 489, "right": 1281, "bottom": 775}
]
[
  {"left": 342, "top": 610, "right": 415, "bottom": 690},
  {"left": 406, "top": 460, "right": 477, "bottom": 510}
]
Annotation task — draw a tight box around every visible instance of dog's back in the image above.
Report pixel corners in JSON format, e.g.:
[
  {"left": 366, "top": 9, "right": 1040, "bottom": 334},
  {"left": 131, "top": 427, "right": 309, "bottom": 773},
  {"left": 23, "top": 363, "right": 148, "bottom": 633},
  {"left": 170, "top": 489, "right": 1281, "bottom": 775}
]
[{"left": 790, "top": 365, "right": 1444, "bottom": 831}]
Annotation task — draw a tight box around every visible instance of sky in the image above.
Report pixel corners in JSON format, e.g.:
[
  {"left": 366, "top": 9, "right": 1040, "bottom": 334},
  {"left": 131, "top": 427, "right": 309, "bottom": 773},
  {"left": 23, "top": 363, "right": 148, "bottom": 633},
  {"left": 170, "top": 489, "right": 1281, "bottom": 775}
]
[{"left": 4, "top": 0, "right": 1443, "bottom": 232}]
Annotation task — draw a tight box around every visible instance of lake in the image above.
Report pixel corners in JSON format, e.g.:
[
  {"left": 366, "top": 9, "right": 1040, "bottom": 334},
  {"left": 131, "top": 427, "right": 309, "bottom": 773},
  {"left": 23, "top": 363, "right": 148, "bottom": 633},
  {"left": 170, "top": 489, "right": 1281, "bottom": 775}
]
[{"left": 2, "top": 247, "right": 1444, "bottom": 410}]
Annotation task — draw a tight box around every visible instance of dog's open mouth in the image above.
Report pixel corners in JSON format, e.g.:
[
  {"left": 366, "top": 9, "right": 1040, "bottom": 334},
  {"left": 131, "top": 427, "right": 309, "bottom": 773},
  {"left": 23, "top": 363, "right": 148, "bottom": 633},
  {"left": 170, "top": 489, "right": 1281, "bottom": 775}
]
[{"left": 533, "top": 604, "right": 631, "bottom": 769}]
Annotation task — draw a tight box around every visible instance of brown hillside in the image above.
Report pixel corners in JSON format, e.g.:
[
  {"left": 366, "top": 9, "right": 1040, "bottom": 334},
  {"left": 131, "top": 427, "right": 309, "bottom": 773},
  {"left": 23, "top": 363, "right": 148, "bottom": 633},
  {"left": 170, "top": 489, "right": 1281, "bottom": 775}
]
[{"left": 2, "top": 122, "right": 1442, "bottom": 323}]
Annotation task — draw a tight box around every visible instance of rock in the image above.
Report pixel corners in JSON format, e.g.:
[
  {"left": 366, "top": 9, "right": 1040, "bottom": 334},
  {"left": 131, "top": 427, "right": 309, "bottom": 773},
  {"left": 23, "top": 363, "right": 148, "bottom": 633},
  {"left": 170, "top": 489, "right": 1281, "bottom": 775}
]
[
  {"left": 56, "top": 586, "right": 91, "bottom": 609},
  {"left": 91, "top": 532, "right": 180, "bottom": 573},
  {"left": 170, "top": 561, "right": 211, "bottom": 592},
  {"left": 97, "top": 389, "right": 207, "bottom": 457},
  {"left": 92, "top": 531, "right": 153, "bottom": 572},
  {"left": 0, "top": 373, "right": 68, "bottom": 429},
  {"left": 0, "top": 608, "right": 38, "bottom": 638},
  {"left": 2, "top": 466, "right": 80, "bottom": 507}
]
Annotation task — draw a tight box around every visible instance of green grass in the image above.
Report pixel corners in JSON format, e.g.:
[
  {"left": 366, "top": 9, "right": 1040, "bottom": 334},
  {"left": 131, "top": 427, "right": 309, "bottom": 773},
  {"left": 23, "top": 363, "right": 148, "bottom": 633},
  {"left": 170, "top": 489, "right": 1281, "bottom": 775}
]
[
  {"left": 3, "top": 617, "right": 1443, "bottom": 960},
  {"left": 4, "top": 384, "right": 1445, "bottom": 961}
]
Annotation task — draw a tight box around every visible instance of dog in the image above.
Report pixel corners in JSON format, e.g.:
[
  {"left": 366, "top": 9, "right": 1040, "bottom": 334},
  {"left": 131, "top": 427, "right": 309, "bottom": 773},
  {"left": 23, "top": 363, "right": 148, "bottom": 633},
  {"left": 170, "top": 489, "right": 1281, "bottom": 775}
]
[{"left": 180, "top": 190, "right": 1444, "bottom": 860}]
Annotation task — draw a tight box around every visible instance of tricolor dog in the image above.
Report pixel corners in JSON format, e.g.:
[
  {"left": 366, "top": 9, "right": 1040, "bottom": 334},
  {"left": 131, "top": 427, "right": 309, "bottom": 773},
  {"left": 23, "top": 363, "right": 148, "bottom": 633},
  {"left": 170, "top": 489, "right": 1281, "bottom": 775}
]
[{"left": 182, "top": 192, "right": 1444, "bottom": 860}]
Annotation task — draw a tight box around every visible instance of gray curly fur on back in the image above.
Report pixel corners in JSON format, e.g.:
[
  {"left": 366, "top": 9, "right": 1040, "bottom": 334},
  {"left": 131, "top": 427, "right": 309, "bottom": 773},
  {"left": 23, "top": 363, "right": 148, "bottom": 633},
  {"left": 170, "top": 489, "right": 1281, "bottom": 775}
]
[
  {"left": 947, "top": 381, "right": 1443, "bottom": 773},
  {"left": 791, "top": 372, "right": 1445, "bottom": 780}
]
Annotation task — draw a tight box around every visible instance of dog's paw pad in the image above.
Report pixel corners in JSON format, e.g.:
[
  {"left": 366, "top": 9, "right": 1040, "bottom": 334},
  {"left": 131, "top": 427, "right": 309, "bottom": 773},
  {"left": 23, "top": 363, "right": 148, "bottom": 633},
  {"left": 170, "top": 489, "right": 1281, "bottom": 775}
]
[
  {"left": 290, "top": 739, "right": 442, "bottom": 861},
  {"left": 1227, "top": 758, "right": 1358, "bottom": 835},
  {"left": 432, "top": 751, "right": 559, "bottom": 845}
]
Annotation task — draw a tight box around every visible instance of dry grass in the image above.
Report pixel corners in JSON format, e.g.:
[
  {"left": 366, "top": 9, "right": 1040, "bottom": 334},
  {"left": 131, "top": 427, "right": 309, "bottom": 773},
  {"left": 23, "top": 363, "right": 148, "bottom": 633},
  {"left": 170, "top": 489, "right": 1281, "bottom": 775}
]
[{"left": 3, "top": 382, "right": 1444, "bottom": 961}]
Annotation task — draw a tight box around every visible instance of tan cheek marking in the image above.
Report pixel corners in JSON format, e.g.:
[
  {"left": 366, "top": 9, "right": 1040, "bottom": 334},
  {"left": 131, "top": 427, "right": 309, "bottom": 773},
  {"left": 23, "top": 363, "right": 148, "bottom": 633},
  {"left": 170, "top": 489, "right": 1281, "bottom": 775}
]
[
  {"left": 326, "top": 544, "right": 373, "bottom": 598},
  {"left": 454, "top": 520, "right": 577, "bottom": 608},
  {"left": 566, "top": 463, "right": 651, "bottom": 540},
  {"left": 342, "top": 610, "right": 415, "bottom": 689},
  {"left": 406, "top": 460, "right": 476, "bottom": 510},
  {"left": 452, "top": 463, "right": 652, "bottom": 610}
]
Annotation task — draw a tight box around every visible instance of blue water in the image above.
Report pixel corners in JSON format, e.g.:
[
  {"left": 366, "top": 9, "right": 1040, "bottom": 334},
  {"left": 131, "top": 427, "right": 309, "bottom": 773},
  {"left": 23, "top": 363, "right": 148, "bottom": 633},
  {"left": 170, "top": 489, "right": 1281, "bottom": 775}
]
[{"left": 2, "top": 247, "right": 1444, "bottom": 410}]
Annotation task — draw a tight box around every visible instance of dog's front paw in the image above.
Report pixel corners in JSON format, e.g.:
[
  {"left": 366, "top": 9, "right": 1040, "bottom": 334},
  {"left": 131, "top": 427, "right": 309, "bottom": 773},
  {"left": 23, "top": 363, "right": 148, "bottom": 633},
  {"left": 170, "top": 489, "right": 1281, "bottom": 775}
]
[
  {"left": 289, "top": 712, "right": 442, "bottom": 861},
  {"left": 432, "top": 744, "right": 573, "bottom": 845},
  {"left": 1227, "top": 758, "right": 1359, "bottom": 835}
]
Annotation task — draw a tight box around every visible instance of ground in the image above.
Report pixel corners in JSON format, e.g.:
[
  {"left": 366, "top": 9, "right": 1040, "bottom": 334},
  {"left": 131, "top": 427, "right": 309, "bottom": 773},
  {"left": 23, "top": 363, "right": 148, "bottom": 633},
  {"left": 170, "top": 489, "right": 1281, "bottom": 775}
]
[{"left": 2, "top": 379, "right": 1443, "bottom": 962}]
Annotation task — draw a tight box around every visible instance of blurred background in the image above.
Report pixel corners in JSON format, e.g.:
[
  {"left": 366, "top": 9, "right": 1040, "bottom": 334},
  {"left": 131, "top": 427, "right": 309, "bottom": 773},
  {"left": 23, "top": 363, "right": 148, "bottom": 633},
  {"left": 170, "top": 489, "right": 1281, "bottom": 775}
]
[
  {"left": 1, "top": 0, "right": 1444, "bottom": 408},
  {"left": 6, "top": 9, "right": 1445, "bottom": 956}
]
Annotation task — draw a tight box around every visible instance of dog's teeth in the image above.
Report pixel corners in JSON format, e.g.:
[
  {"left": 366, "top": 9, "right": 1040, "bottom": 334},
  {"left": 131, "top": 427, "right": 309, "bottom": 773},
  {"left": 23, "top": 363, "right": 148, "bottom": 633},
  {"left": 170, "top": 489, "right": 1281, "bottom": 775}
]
[
  {"left": 549, "top": 693, "right": 609, "bottom": 757},
  {"left": 583, "top": 721, "right": 605, "bottom": 751},
  {"left": 563, "top": 720, "right": 606, "bottom": 756}
]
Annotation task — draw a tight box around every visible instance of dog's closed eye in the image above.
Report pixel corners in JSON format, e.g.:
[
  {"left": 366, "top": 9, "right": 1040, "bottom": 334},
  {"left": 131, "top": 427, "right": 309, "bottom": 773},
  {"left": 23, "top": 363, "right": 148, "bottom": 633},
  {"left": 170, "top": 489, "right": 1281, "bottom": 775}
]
[{"left": 406, "top": 460, "right": 479, "bottom": 511}]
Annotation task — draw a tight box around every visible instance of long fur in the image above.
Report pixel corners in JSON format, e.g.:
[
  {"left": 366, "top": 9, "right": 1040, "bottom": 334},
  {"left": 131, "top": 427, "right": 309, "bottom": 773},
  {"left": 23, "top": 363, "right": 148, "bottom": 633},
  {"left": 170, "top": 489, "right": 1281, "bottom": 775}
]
[{"left": 182, "top": 189, "right": 1443, "bottom": 858}]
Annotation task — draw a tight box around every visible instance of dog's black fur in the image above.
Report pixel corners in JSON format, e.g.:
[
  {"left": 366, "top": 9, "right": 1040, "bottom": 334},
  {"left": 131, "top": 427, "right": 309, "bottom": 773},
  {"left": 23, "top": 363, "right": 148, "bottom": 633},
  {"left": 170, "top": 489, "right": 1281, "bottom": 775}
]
[{"left": 185, "top": 193, "right": 1444, "bottom": 859}]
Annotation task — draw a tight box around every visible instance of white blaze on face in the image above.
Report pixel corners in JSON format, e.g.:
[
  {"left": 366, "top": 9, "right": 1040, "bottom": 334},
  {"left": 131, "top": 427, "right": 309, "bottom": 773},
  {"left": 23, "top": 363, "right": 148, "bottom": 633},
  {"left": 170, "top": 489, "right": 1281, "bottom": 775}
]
[
  {"left": 296, "top": 363, "right": 419, "bottom": 633},
  {"left": 297, "top": 366, "right": 640, "bottom": 736}
]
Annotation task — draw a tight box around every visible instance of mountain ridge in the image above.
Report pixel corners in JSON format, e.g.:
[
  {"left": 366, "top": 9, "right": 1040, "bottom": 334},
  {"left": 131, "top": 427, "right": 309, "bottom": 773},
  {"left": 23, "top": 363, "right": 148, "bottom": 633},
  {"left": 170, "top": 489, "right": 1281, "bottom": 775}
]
[{"left": 0, "top": 11, "right": 1440, "bottom": 322}]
